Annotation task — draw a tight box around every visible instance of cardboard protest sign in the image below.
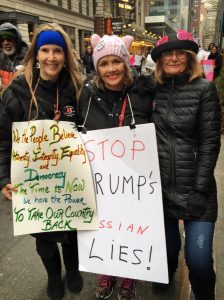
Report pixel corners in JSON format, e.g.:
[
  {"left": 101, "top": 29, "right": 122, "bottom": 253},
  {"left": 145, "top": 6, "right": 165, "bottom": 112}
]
[
  {"left": 78, "top": 123, "right": 168, "bottom": 284},
  {"left": 11, "top": 120, "right": 97, "bottom": 235},
  {"left": 201, "top": 59, "right": 215, "bottom": 81}
]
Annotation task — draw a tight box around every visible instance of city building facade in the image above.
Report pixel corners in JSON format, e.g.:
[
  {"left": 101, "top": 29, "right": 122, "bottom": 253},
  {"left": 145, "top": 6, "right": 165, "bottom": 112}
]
[
  {"left": 0, "top": 0, "right": 159, "bottom": 55},
  {"left": 189, "top": 0, "right": 201, "bottom": 43},
  {"left": 145, "top": 0, "right": 190, "bottom": 37},
  {"left": 93, "top": 1, "right": 156, "bottom": 52},
  {"left": 202, "top": 0, "right": 218, "bottom": 49},
  {"left": 215, "top": 0, "right": 224, "bottom": 50},
  {"left": 0, "top": 0, "right": 95, "bottom": 55}
]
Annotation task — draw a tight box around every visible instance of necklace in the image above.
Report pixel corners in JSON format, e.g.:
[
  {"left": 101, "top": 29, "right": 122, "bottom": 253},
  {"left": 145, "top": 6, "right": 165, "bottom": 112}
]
[
  {"left": 53, "top": 88, "right": 61, "bottom": 121},
  {"left": 28, "top": 77, "right": 61, "bottom": 121}
]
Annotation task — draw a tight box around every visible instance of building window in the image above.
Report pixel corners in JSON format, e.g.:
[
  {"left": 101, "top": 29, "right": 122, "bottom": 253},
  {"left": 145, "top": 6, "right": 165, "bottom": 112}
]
[
  {"left": 79, "top": 0, "right": 82, "bottom": 13},
  {"left": 170, "top": 9, "right": 177, "bottom": 15},
  {"left": 93, "top": 0, "right": 96, "bottom": 15},
  {"left": 86, "top": 0, "right": 89, "bottom": 15},
  {"left": 154, "top": 1, "right": 164, "bottom": 6},
  {"left": 58, "top": 0, "right": 62, "bottom": 7},
  {"left": 68, "top": 0, "right": 71, "bottom": 9},
  {"left": 169, "top": 0, "right": 178, "bottom": 5}
]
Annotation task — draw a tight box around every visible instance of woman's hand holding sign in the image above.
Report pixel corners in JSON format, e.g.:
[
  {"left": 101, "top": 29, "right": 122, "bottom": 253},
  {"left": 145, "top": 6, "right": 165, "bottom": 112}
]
[{"left": 1, "top": 183, "right": 17, "bottom": 200}]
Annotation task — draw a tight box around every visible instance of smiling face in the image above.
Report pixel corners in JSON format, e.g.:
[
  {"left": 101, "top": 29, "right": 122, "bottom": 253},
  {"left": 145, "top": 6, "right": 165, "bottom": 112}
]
[
  {"left": 97, "top": 55, "right": 126, "bottom": 91},
  {"left": 36, "top": 44, "right": 65, "bottom": 81},
  {"left": 161, "top": 49, "right": 188, "bottom": 76}
]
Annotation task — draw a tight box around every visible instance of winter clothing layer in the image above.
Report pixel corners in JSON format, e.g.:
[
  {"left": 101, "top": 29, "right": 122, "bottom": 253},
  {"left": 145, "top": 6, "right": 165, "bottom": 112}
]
[
  {"left": 151, "top": 72, "right": 221, "bottom": 221},
  {"left": 78, "top": 74, "right": 155, "bottom": 130},
  {"left": 35, "top": 30, "right": 66, "bottom": 54},
  {"left": 91, "top": 34, "right": 133, "bottom": 69},
  {"left": 207, "top": 51, "right": 223, "bottom": 79},
  {"left": 82, "top": 52, "right": 95, "bottom": 74},
  {"left": 151, "top": 29, "right": 199, "bottom": 62}
]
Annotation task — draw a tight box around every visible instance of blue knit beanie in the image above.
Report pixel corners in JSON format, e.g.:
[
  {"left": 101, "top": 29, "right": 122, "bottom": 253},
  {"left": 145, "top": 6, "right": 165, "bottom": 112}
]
[{"left": 35, "top": 30, "right": 66, "bottom": 54}]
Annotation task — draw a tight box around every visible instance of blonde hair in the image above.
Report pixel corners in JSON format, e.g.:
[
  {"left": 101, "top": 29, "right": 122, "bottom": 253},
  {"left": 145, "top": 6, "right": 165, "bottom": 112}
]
[
  {"left": 92, "top": 61, "right": 134, "bottom": 90},
  {"left": 5, "top": 23, "right": 82, "bottom": 119},
  {"left": 154, "top": 50, "right": 203, "bottom": 84}
]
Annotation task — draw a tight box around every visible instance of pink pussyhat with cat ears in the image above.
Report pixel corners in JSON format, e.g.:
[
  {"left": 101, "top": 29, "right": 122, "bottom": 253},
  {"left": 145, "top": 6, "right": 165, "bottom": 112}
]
[{"left": 91, "top": 34, "right": 134, "bottom": 69}]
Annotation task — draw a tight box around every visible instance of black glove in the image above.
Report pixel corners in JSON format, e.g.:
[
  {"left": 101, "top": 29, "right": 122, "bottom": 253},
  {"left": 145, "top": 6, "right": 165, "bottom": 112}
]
[{"left": 187, "top": 190, "right": 208, "bottom": 218}]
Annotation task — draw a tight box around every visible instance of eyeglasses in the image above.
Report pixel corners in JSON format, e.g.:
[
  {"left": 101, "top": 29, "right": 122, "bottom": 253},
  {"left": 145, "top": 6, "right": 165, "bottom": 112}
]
[{"left": 162, "top": 50, "right": 186, "bottom": 59}]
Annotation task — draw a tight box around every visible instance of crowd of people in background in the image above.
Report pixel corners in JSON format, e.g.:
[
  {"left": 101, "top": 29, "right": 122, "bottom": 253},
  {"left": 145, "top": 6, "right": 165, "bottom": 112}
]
[
  {"left": 0, "top": 21, "right": 223, "bottom": 300},
  {"left": 81, "top": 40, "right": 223, "bottom": 82}
]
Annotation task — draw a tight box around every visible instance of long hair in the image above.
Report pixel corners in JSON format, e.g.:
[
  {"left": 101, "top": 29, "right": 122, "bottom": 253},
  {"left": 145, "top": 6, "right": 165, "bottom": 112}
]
[
  {"left": 154, "top": 50, "right": 203, "bottom": 84},
  {"left": 6, "top": 23, "right": 82, "bottom": 119},
  {"left": 92, "top": 60, "right": 134, "bottom": 90}
]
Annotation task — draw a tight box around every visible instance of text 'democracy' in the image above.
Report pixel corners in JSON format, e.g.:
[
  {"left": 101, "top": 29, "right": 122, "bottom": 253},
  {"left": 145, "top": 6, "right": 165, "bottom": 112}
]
[{"left": 11, "top": 120, "right": 97, "bottom": 235}]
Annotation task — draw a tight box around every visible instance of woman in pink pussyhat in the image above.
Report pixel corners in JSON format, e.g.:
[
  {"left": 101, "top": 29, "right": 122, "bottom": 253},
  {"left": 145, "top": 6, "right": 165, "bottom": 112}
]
[
  {"left": 150, "top": 29, "right": 220, "bottom": 300},
  {"left": 78, "top": 34, "right": 156, "bottom": 300}
]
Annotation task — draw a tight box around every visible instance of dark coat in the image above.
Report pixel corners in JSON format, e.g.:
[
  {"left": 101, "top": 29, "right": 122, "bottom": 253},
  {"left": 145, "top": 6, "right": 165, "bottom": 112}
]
[
  {"left": 82, "top": 52, "right": 95, "bottom": 74},
  {"left": 78, "top": 74, "right": 155, "bottom": 131},
  {"left": 151, "top": 73, "right": 221, "bottom": 221},
  {"left": 207, "top": 51, "right": 223, "bottom": 79}
]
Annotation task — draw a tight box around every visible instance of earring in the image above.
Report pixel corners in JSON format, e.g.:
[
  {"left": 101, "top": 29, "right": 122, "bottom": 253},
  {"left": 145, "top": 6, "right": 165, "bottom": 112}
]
[{"left": 36, "top": 61, "right": 40, "bottom": 69}]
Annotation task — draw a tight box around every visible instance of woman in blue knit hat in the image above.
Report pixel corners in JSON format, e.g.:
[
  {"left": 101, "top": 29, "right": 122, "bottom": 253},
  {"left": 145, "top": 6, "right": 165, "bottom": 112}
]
[
  {"left": 151, "top": 29, "right": 221, "bottom": 300},
  {"left": 0, "top": 23, "right": 83, "bottom": 300}
]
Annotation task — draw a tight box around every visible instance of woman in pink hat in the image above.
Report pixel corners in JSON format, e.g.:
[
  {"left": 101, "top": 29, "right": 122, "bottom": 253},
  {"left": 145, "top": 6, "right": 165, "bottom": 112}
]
[
  {"left": 78, "top": 33, "right": 155, "bottom": 300},
  {"left": 150, "top": 29, "right": 221, "bottom": 300}
]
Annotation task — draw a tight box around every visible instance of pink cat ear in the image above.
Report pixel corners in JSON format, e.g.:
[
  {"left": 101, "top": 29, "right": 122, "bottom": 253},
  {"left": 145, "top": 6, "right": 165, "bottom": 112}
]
[
  {"left": 91, "top": 34, "right": 101, "bottom": 49},
  {"left": 122, "top": 35, "right": 134, "bottom": 50}
]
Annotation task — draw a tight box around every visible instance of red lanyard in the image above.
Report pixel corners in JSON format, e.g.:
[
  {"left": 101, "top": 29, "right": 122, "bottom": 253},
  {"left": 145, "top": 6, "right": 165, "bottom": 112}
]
[{"left": 119, "top": 96, "right": 127, "bottom": 127}]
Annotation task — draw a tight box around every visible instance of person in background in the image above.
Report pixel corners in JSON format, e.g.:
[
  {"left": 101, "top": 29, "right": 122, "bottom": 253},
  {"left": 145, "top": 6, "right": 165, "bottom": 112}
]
[
  {"left": 0, "top": 23, "right": 83, "bottom": 300},
  {"left": 196, "top": 46, "right": 209, "bottom": 63},
  {"left": 78, "top": 33, "right": 155, "bottom": 300},
  {"left": 208, "top": 42, "right": 216, "bottom": 52},
  {"left": 144, "top": 50, "right": 156, "bottom": 75},
  {"left": 0, "top": 22, "right": 28, "bottom": 90},
  {"left": 82, "top": 45, "right": 95, "bottom": 75},
  {"left": 134, "top": 49, "right": 143, "bottom": 75},
  {"left": 151, "top": 29, "right": 221, "bottom": 300},
  {"left": 208, "top": 45, "right": 223, "bottom": 80},
  {"left": 129, "top": 52, "right": 138, "bottom": 78},
  {"left": 129, "top": 52, "right": 135, "bottom": 67}
]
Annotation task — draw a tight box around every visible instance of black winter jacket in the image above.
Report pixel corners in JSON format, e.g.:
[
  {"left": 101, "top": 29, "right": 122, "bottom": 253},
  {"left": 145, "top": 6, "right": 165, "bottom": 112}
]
[
  {"left": 0, "top": 68, "right": 78, "bottom": 189},
  {"left": 82, "top": 52, "right": 95, "bottom": 74},
  {"left": 152, "top": 73, "right": 221, "bottom": 221},
  {"left": 78, "top": 75, "right": 155, "bottom": 131},
  {"left": 207, "top": 51, "right": 223, "bottom": 79}
]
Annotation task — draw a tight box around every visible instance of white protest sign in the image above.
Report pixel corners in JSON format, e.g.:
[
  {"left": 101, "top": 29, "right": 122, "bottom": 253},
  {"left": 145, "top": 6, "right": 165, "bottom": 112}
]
[
  {"left": 11, "top": 120, "right": 97, "bottom": 235},
  {"left": 78, "top": 123, "right": 168, "bottom": 283}
]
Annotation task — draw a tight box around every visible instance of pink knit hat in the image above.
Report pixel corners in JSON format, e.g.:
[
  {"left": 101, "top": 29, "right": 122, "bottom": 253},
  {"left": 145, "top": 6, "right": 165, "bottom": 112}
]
[{"left": 91, "top": 34, "right": 134, "bottom": 69}]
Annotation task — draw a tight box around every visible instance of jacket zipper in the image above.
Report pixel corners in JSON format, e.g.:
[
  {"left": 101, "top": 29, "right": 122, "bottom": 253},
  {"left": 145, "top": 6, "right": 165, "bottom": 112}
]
[{"left": 167, "top": 79, "right": 177, "bottom": 197}]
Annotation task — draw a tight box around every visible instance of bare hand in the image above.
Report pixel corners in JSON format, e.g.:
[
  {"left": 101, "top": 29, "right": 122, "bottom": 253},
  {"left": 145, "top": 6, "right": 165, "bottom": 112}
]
[{"left": 1, "top": 184, "right": 17, "bottom": 200}]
